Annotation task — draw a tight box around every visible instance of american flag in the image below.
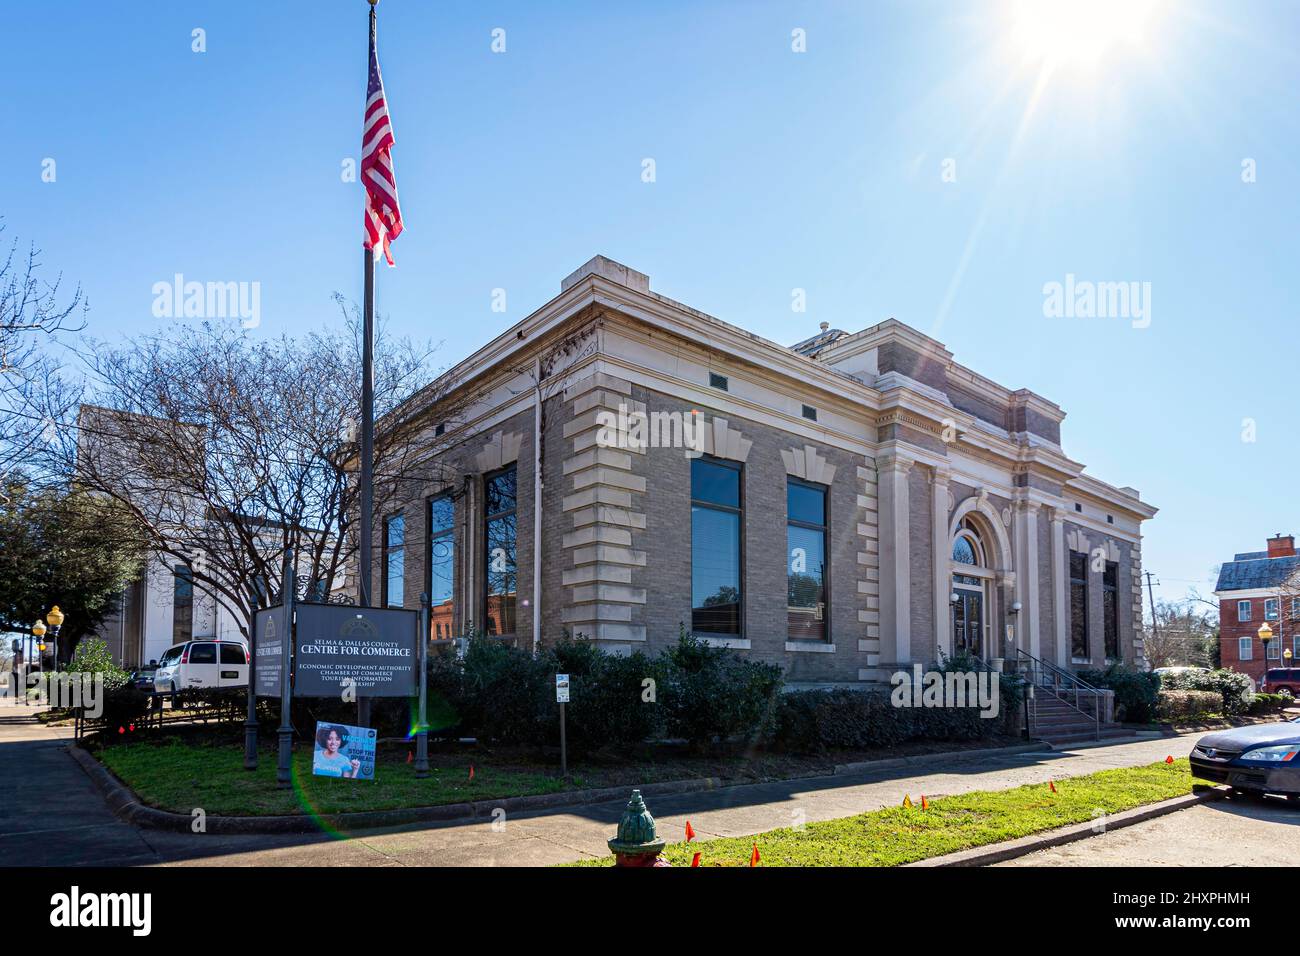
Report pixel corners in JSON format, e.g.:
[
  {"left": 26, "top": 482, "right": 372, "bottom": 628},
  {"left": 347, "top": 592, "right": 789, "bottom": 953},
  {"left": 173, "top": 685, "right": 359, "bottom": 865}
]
[{"left": 362, "top": 10, "right": 403, "bottom": 265}]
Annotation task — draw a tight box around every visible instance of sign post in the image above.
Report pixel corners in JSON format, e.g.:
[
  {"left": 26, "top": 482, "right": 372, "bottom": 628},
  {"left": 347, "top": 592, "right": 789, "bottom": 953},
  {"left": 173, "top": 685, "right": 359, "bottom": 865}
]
[
  {"left": 415, "top": 592, "right": 430, "bottom": 777},
  {"left": 276, "top": 549, "right": 296, "bottom": 789},
  {"left": 555, "top": 673, "right": 569, "bottom": 778},
  {"left": 244, "top": 600, "right": 259, "bottom": 770}
]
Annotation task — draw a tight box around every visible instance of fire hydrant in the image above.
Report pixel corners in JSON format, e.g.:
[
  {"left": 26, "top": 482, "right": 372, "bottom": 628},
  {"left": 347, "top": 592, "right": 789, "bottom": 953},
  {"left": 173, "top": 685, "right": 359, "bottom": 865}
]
[{"left": 608, "top": 790, "right": 670, "bottom": 867}]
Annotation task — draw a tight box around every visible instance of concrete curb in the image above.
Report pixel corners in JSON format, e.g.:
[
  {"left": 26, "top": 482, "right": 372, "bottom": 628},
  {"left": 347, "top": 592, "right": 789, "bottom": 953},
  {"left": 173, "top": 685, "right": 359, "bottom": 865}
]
[
  {"left": 833, "top": 741, "right": 1050, "bottom": 776},
  {"left": 906, "top": 785, "right": 1230, "bottom": 867},
  {"left": 66, "top": 743, "right": 722, "bottom": 835}
]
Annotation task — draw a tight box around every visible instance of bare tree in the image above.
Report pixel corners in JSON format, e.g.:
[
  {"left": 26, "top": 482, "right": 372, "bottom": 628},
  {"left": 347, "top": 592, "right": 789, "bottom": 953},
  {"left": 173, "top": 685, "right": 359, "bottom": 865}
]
[
  {"left": 1143, "top": 598, "right": 1217, "bottom": 669},
  {"left": 0, "top": 225, "right": 85, "bottom": 486},
  {"left": 42, "top": 310, "right": 474, "bottom": 642}
]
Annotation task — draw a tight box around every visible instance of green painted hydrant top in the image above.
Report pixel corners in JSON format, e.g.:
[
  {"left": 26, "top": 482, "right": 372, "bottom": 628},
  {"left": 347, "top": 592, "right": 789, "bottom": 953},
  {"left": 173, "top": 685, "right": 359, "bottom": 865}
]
[{"left": 607, "top": 789, "right": 667, "bottom": 855}]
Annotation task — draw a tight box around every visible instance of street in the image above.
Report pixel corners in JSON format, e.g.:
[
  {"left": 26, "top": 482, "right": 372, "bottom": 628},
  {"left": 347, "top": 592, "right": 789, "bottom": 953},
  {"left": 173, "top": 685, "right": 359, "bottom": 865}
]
[{"left": 999, "top": 797, "right": 1300, "bottom": 866}]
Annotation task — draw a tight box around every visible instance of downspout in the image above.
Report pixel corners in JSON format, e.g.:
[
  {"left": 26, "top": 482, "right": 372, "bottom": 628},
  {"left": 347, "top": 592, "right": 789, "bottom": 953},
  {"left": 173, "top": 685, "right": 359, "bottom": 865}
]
[{"left": 532, "top": 357, "right": 543, "bottom": 657}]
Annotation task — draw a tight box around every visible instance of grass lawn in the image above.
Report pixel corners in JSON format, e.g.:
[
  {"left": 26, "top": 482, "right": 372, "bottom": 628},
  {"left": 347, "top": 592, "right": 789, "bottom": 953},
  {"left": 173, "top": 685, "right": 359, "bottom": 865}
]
[
  {"left": 91, "top": 727, "right": 1028, "bottom": 817},
  {"left": 570, "top": 759, "right": 1196, "bottom": 866},
  {"left": 95, "top": 736, "right": 582, "bottom": 816}
]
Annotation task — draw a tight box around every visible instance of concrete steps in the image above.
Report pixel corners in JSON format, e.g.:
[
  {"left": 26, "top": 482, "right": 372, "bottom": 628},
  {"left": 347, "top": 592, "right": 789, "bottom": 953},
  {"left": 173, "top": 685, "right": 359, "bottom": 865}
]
[{"left": 1029, "top": 697, "right": 1134, "bottom": 747}]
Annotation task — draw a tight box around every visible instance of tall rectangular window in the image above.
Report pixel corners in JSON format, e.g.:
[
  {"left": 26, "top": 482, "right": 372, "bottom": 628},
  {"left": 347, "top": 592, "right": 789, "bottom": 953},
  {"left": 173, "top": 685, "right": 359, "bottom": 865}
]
[
  {"left": 172, "top": 565, "right": 193, "bottom": 643},
  {"left": 1237, "top": 600, "right": 1252, "bottom": 622},
  {"left": 1264, "top": 598, "right": 1279, "bottom": 621},
  {"left": 1103, "top": 561, "right": 1119, "bottom": 660},
  {"left": 484, "top": 466, "right": 517, "bottom": 636},
  {"left": 1239, "top": 636, "right": 1253, "bottom": 660},
  {"left": 384, "top": 514, "right": 405, "bottom": 608},
  {"left": 428, "top": 495, "right": 455, "bottom": 639},
  {"left": 691, "top": 457, "right": 742, "bottom": 635},
  {"left": 1069, "top": 551, "right": 1088, "bottom": 661},
  {"left": 787, "top": 479, "right": 828, "bottom": 641}
]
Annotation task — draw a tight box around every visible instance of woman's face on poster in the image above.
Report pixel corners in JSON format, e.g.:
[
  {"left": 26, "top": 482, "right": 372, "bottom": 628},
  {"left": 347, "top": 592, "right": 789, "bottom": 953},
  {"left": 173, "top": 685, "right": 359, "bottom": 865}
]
[{"left": 326, "top": 730, "right": 342, "bottom": 753}]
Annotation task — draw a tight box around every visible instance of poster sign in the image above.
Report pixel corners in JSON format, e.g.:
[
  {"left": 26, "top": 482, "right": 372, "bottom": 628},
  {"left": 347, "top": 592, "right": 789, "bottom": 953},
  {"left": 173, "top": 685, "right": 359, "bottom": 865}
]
[
  {"left": 293, "top": 603, "right": 418, "bottom": 698},
  {"left": 556, "top": 673, "right": 569, "bottom": 703},
  {"left": 253, "top": 604, "right": 288, "bottom": 698},
  {"left": 312, "top": 721, "right": 376, "bottom": 781}
]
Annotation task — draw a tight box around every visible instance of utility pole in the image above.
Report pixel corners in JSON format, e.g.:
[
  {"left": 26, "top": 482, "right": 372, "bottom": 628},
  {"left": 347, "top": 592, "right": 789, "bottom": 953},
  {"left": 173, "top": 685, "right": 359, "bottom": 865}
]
[{"left": 1144, "top": 570, "right": 1161, "bottom": 653}]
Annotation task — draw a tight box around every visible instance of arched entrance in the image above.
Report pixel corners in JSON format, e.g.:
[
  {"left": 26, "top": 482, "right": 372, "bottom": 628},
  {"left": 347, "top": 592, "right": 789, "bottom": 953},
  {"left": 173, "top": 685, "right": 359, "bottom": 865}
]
[{"left": 950, "top": 517, "right": 995, "bottom": 658}]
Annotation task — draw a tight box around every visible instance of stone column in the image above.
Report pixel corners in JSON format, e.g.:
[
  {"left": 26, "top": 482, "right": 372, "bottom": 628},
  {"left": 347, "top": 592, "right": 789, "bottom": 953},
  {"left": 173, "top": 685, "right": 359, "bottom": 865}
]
[
  {"left": 930, "top": 467, "right": 951, "bottom": 660},
  {"left": 1049, "top": 507, "right": 1069, "bottom": 668},
  {"left": 877, "top": 453, "right": 913, "bottom": 665},
  {"left": 1017, "top": 500, "right": 1041, "bottom": 658}
]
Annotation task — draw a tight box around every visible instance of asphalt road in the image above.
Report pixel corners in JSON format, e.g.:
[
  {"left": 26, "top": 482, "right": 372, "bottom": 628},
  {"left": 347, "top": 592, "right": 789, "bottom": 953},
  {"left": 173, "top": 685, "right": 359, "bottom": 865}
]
[{"left": 999, "top": 796, "right": 1300, "bottom": 866}]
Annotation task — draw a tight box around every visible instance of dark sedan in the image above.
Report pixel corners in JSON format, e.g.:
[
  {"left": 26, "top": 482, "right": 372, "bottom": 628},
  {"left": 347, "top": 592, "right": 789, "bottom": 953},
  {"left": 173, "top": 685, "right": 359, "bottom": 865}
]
[
  {"left": 127, "top": 666, "right": 157, "bottom": 692},
  {"left": 1190, "top": 719, "right": 1300, "bottom": 799}
]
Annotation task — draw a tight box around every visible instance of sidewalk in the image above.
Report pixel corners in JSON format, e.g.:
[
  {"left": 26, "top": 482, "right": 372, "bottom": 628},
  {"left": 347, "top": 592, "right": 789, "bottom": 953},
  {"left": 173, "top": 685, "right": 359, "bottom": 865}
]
[
  {"left": 1, "top": 705, "right": 1201, "bottom": 867},
  {"left": 0, "top": 704, "right": 161, "bottom": 865}
]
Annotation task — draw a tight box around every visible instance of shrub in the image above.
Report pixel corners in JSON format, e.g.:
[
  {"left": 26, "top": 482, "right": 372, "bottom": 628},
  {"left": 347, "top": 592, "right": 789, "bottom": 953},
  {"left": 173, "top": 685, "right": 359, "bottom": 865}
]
[
  {"left": 457, "top": 637, "right": 551, "bottom": 745},
  {"left": 1078, "top": 665, "right": 1160, "bottom": 723},
  {"left": 97, "top": 684, "right": 152, "bottom": 736},
  {"left": 1159, "top": 668, "right": 1254, "bottom": 716},
  {"left": 661, "top": 631, "right": 783, "bottom": 750},
  {"left": 539, "top": 638, "right": 665, "bottom": 753},
  {"left": 1156, "top": 689, "right": 1221, "bottom": 721},
  {"left": 1247, "top": 692, "right": 1292, "bottom": 716},
  {"left": 68, "top": 637, "right": 130, "bottom": 692},
  {"left": 774, "top": 684, "right": 1007, "bottom": 754}
]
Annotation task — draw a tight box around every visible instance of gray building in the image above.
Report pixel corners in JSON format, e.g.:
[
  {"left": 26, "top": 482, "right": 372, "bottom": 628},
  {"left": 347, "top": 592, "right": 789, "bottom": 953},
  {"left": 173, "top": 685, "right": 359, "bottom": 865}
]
[{"left": 371, "top": 256, "right": 1157, "bottom": 686}]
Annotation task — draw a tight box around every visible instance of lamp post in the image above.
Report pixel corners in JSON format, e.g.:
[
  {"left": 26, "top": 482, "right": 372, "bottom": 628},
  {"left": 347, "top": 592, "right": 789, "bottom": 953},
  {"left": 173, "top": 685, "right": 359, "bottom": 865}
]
[
  {"left": 1258, "top": 622, "right": 1274, "bottom": 673},
  {"left": 46, "top": 606, "right": 65, "bottom": 671},
  {"left": 32, "top": 619, "right": 46, "bottom": 677}
]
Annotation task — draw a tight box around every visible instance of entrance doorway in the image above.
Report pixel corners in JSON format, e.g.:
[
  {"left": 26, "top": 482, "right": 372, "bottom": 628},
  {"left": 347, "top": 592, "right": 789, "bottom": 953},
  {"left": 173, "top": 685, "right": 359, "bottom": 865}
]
[{"left": 952, "top": 575, "right": 985, "bottom": 657}]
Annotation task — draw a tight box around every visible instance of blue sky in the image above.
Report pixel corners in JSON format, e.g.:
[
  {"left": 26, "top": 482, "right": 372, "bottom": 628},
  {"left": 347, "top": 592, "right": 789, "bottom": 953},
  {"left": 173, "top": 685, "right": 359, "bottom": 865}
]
[{"left": 4, "top": 0, "right": 1298, "bottom": 608}]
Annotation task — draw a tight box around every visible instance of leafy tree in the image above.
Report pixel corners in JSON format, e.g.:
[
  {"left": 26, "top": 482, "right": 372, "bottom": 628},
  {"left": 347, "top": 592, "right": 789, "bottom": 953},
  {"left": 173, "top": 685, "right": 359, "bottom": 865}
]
[{"left": 0, "top": 479, "right": 146, "bottom": 663}]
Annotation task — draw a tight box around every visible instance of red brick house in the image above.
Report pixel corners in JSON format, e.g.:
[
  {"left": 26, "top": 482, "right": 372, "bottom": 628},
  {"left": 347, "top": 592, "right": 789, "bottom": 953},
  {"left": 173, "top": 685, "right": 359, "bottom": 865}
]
[{"left": 1215, "top": 533, "right": 1300, "bottom": 683}]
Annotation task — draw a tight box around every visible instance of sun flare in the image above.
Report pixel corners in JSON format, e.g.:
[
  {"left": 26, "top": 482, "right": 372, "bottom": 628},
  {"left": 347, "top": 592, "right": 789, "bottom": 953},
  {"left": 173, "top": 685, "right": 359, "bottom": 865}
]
[{"left": 1008, "top": 0, "right": 1164, "bottom": 69}]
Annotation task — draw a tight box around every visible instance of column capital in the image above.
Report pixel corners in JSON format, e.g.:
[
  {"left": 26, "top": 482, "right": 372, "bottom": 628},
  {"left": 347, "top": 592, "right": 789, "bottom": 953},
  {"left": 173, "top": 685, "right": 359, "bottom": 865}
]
[{"left": 876, "top": 452, "right": 915, "bottom": 476}]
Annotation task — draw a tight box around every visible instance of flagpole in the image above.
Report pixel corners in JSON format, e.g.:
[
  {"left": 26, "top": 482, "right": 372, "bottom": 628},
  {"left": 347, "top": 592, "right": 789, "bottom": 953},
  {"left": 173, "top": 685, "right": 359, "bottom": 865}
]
[{"left": 357, "top": 0, "right": 379, "bottom": 729}]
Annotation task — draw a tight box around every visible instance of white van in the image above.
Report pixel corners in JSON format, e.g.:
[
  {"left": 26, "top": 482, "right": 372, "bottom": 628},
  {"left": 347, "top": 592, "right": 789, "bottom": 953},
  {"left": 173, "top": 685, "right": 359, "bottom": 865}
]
[{"left": 153, "top": 640, "right": 249, "bottom": 694}]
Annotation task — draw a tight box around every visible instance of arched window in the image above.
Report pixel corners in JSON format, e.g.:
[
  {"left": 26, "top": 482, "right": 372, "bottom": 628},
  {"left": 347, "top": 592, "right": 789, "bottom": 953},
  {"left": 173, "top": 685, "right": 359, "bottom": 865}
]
[{"left": 953, "top": 525, "right": 985, "bottom": 566}]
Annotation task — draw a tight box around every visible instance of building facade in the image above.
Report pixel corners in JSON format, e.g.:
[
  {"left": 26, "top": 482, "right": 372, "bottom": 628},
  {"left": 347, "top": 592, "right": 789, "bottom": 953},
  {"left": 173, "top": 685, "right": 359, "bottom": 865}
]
[
  {"left": 1214, "top": 533, "right": 1300, "bottom": 683},
  {"left": 373, "top": 256, "right": 1157, "bottom": 686}
]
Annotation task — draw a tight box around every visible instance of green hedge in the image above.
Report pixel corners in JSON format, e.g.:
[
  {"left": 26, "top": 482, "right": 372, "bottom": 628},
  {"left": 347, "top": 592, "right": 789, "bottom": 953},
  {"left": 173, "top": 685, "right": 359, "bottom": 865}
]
[
  {"left": 1078, "top": 665, "right": 1160, "bottom": 723},
  {"left": 1158, "top": 668, "right": 1254, "bottom": 716},
  {"left": 1156, "top": 689, "right": 1221, "bottom": 721},
  {"left": 1247, "top": 691, "right": 1293, "bottom": 716}
]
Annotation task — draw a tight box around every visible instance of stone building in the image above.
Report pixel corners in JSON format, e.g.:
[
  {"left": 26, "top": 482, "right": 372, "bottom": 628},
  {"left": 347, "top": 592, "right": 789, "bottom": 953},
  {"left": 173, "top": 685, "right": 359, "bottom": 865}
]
[{"left": 371, "top": 256, "right": 1157, "bottom": 686}]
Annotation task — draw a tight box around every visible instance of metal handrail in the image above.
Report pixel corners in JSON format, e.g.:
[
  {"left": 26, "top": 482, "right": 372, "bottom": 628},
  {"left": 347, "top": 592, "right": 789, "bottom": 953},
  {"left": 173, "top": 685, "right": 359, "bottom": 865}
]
[{"left": 1016, "top": 649, "right": 1101, "bottom": 741}]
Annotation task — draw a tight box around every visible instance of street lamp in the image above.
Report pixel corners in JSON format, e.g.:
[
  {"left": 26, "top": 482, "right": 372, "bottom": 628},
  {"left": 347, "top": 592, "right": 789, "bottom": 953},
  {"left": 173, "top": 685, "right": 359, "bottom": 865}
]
[
  {"left": 32, "top": 619, "right": 46, "bottom": 676},
  {"left": 46, "top": 605, "right": 65, "bottom": 670},
  {"left": 1258, "top": 622, "right": 1274, "bottom": 667}
]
